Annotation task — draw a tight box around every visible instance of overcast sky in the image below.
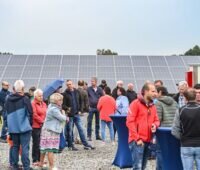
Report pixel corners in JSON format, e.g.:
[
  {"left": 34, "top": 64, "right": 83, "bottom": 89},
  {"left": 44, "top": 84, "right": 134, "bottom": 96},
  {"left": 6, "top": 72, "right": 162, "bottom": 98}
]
[{"left": 0, "top": 0, "right": 200, "bottom": 55}]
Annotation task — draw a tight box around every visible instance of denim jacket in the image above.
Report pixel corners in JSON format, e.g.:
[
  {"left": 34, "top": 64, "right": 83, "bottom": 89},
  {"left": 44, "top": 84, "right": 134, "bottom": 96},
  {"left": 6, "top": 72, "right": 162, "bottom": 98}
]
[{"left": 43, "top": 104, "right": 66, "bottom": 134}]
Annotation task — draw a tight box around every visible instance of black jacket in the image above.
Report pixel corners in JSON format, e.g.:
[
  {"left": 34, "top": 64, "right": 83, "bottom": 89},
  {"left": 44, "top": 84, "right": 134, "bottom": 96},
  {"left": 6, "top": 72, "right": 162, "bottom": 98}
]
[
  {"left": 112, "top": 87, "right": 119, "bottom": 100},
  {"left": 126, "top": 90, "right": 137, "bottom": 104},
  {"left": 172, "top": 102, "right": 200, "bottom": 147},
  {"left": 173, "top": 93, "right": 180, "bottom": 103},
  {"left": 62, "top": 89, "right": 82, "bottom": 117}
]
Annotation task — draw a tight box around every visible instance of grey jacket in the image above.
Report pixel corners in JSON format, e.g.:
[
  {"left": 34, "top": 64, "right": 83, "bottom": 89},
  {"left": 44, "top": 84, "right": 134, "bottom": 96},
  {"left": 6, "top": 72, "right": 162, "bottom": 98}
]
[
  {"left": 155, "top": 96, "right": 178, "bottom": 127},
  {"left": 43, "top": 104, "right": 66, "bottom": 134}
]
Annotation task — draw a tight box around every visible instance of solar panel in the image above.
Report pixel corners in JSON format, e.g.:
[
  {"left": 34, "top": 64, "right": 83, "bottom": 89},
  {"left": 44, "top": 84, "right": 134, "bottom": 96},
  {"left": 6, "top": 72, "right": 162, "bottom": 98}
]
[
  {"left": 115, "top": 55, "right": 132, "bottom": 67},
  {"left": 162, "top": 80, "right": 176, "bottom": 93},
  {"left": 152, "top": 67, "right": 171, "bottom": 79},
  {"left": 62, "top": 55, "right": 79, "bottom": 66},
  {"left": 165, "top": 56, "right": 184, "bottom": 67},
  {"left": 131, "top": 56, "right": 149, "bottom": 66},
  {"left": 0, "top": 66, "right": 5, "bottom": 78},
  {"left": 60, "top": 66, "right": 78, "bottom": 79},
  {"left": 0, "top": 55, "right": 198, "bottom": 93},
  {"left": 115, "top": 67, "right": 134, "bottom": 79},
  {"left": 38, "top": 79, "right": 56, "bottom": 89},
  {"left": 41, "top": 66, "right": 60, "bottom": 78},
  {"left": 134, "top": 67, "right": 153, "bottom": 80},
  {"left": 80, "top": 55, "right": 96, "bottom": 66},
  {"left": 26, "top": 55, "right": 44, "bottom": 66},
  {"left": 23, "top": 79, "right": 39, "bottom": 90},
  {"left": 3, "top": 66, "right": 23, "bottom": 79},
  {"left": 0, "top": 55, "right": 11, "bottom": 66},
  {"left": 97, "top": 67, "right": 115, "bottom": 79},
  {"left": 148, "top": 56, "right": 167, "bottom": 66},
  {"left": 136, "top": 80, "right": 153, "bottom": 92},
  {"left": 44, "top": 55, "right": 61, "bottom": 65},
  {"left": 182, "top": 56, "right": 200, "bottom": 65},
  {"left": 79, "top": 66, "right": 96, "bottom": 78},
  {"left": 22, "top": 66, "right": 42, "bottom": 78},
  {"left": 8, "top": 55, "right": 27, "bottom": 65},
  {"left": 97, "top": 55, "right": 114, "bottom": 67},
  {"left": 169, "top": 67, "right": 187, "bottom": 80},
  {"left": 104, "top": 79, "right": 117, "bottom": 89}
]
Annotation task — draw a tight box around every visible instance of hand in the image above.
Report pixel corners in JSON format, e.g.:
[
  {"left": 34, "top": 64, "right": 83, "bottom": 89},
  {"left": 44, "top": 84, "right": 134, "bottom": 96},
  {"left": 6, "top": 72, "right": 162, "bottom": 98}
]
[
  {"left": 61, "top": 110, "right": 65, "bottom": 114},
  {"left": 66, "top": 116, "right": 69, "bottom": 123},
  {"left": 136, "top": 139, "right": 144, "bottom": 146},
  {"left": 151, "top": 124, "right": 156, "bottom": 133}
]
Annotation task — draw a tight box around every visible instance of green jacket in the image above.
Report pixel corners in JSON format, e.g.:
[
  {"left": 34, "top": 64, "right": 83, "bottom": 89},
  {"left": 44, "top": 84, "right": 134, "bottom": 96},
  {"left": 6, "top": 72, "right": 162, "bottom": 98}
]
[{"left": 155, "top": 96, "right": 178, "bottom": 127}]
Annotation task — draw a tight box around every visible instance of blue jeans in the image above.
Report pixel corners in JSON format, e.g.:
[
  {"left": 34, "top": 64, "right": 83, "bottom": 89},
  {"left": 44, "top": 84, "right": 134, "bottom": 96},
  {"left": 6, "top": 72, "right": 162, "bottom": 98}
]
[
  {"left": 9, "top": 146, "right": 14, "bottom": 166},
  {"left": 129, "top": 141, "right": 151, "bottom": 170},
  {"left": 65, "top": 115, "right": 88, "bottom": 147},
  {"left": 101, "top": 120, "right": 114, "bottom": 142},
  {"left": 87, "top": 108, "right": 100, "bottom": 138},
  {"left": 11, "top": 131, "right": 31, "bottom": 170},
  {"left": 1, "top": 111, "right": 7, "bottom": 140},
  {"left": 181, "top": 147, "right": 200, "bottom": 170},
  {"left": 156, "top": 141, "right": 163, "bottom": 170}
]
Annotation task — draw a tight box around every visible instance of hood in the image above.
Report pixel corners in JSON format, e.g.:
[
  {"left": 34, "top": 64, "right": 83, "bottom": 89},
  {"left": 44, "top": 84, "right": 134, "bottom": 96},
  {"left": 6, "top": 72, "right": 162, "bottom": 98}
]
[
  {"left": 137, "top": 94, "right": 154, "bottom": 107},
  {"left": 8, "top": 93, "right": 24, "bottom": 102},
  {"left": 158, "top": 96, "right": 174, "bottom": 105}
]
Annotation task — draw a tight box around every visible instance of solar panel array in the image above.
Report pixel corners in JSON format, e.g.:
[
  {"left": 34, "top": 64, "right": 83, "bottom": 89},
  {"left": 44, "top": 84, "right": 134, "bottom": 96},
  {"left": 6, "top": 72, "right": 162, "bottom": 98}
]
[{"left": 0, "top": 54, "right": 199, "bottom": 93}]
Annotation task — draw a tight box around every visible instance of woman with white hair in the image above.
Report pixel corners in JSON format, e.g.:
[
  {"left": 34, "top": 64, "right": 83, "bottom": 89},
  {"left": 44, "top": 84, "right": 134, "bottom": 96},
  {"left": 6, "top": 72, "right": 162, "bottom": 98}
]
[
  {"left": 31, "top": 89, "right": 47, "bottom": 167},
  {"left": 39, "top": 93, "right": 67, "bottom": 170}
]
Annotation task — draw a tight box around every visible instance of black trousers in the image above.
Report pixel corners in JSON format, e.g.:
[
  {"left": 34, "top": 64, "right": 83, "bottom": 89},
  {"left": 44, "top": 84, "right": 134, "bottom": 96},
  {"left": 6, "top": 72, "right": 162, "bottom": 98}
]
[{"left": 32, "top": 128, "right": 41, "bottom": 163}]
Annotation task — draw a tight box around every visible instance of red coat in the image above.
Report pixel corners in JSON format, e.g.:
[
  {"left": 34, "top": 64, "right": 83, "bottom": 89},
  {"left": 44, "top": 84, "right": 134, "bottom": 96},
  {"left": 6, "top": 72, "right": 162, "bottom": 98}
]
[
  {"left": 126, "top": 99, "right": 160, "bottom": 143},
  {"left": 97, "top": 95, "right": 116, "bottom": 122},
  {"left": 32, "top": 99, "right": 47, "bottom": 128}
]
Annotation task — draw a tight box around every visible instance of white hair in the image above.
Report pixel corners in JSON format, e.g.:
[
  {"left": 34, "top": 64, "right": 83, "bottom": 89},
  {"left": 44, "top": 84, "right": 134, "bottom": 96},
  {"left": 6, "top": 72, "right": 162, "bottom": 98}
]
[
  {"left": 34, "top": 89, "right": 43, "bottom": 97},
  {"left": 14, "top": 80, "right": 25, "bottom": 93},
  {"left": 116, "top": 80, "right": 123, "bottom": 85}
]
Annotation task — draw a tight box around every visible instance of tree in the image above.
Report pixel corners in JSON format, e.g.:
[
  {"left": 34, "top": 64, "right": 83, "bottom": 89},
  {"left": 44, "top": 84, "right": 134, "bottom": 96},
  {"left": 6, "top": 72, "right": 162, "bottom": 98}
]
[
  {"left": 184, "top": 45, "right": 200, "bottom": 56},
  {"left": 0, "top": 51, "right": 13, "bottom": 55},
  {"left": 96, "top": 49, "right": 118, "bottom": 55}
]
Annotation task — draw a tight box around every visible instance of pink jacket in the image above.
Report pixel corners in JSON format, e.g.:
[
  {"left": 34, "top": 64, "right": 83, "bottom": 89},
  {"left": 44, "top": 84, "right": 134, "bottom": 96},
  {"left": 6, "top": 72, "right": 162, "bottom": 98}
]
[{"left": 97, "top": 95, "right": 116, "bottom": 122}]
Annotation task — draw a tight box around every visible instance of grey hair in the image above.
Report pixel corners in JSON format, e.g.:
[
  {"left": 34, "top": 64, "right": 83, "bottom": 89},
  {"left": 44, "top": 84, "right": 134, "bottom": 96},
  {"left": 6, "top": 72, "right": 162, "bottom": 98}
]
[
  {"left": 91, "top": 77, "right": 98, "bottom": 82},
  {"left": 34, "top": 89, "right": 43, "bottom": 98},
  {"left": 14, "top": 80, "right": 25, "bottom": 93}
]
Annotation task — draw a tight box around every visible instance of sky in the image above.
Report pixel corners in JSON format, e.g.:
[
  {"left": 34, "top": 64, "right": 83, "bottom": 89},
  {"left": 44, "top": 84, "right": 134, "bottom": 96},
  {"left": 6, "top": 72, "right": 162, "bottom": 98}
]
[{"left": 0, "top": 0, "right": 200, "bottom": 55}]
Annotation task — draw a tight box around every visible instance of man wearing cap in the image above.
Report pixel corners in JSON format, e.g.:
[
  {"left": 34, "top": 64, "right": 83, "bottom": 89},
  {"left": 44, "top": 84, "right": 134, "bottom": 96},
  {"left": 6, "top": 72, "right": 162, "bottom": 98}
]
[
  {"left": 99, "top": 80, "right": 107, "bottom": 90},
  {"left": 173, "top": 81, "right": 188, "bottom": 108}
]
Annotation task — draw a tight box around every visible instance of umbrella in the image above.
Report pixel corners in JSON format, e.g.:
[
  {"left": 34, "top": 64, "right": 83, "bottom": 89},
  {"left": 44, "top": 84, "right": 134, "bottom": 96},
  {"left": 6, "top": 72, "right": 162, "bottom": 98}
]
[{"left": 43, "top": 79, "right": 64, "bottom": 100}]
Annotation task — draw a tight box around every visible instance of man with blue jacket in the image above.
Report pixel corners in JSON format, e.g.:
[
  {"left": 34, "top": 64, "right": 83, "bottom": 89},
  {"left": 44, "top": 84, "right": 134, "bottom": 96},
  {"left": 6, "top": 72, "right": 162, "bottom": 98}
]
[
  {"left": 87, "top": 77, "right": 103, "bottom": 141},
  {"left": 5, "top": 80, "right": 33, "bottom": 170}
]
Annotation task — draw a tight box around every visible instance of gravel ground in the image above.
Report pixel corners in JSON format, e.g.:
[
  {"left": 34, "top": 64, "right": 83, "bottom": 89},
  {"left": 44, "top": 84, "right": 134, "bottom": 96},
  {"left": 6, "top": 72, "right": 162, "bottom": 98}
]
[{"left": 0, "top": 123, "right": 155, "bottom": 170}]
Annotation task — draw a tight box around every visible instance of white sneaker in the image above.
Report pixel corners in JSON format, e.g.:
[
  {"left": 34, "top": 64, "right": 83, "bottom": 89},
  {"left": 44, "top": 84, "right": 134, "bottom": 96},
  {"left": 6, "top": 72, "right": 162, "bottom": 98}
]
[{"left": 52, "top": 167, "right": 58, "bottom": 170}]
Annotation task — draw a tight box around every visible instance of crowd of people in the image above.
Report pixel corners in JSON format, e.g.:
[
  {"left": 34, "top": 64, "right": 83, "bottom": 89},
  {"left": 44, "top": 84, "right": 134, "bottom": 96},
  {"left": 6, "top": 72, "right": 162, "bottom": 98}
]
[{"left": 0, "top": 77, "right": 200, "bottom": 170}]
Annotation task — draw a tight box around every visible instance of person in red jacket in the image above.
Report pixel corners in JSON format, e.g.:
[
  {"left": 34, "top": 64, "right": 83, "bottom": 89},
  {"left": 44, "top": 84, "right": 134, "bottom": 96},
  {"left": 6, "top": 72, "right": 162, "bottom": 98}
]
[
  {"left": 97, "top": 86, "right": 116, "bottom": 144},
  {"left": 126, "top": 82, "right": 160, "bottom": 170},
  {"left": 31, "top": 89, "right": 47, "bottom": 167}
]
